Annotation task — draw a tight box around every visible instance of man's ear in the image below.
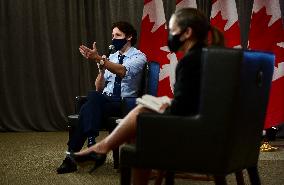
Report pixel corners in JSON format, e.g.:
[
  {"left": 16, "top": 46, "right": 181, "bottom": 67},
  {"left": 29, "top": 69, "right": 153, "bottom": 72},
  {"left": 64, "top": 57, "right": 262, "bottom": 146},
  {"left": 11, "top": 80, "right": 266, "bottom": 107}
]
[{"left": 127, "top": 36, "right": 132, "bottom": 41}]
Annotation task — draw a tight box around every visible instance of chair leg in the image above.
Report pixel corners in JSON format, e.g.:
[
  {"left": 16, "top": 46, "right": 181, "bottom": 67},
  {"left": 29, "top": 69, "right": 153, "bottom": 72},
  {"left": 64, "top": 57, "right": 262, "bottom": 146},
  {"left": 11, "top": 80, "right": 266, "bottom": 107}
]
[
  {"left": 154, "top": 170, "right": 165, "bottom": 185},
  {"left": 113, "top": 147, "right": 119, "bottom": 169},
  {"left": 68, "top": 126, "right": 74, "bottom": 141},
  {"left": 247, "top": 166, "right": 261, "bottom": 185},
  {"left": 165, "top": 171, "right": 175, "bottom": 185},
  {"left": 235, "top": 171, "right": 245, "bottom": 185},
  {"left": 120, "top": 166, "right": 131, "bottom": 185},
  {"left": 214, "top": 175, "right": 227, "bottom": 185}
]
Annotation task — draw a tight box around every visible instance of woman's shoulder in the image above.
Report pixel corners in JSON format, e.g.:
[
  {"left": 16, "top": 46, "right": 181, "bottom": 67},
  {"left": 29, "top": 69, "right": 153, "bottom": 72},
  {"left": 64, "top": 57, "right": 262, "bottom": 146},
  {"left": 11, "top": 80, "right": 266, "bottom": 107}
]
[
  {"left": 179, "top": 46, "right": 203, "bottom": 65},
  {"left": 187, "top": 45, "right": 204, "bottom": 57}
]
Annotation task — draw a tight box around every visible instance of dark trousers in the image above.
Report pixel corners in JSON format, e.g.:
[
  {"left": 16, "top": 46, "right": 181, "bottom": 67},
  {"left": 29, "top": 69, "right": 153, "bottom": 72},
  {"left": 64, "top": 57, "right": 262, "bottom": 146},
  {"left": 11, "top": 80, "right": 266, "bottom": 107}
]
[{"left": 68, "top": 91, "right": 122, "bottom": 152}]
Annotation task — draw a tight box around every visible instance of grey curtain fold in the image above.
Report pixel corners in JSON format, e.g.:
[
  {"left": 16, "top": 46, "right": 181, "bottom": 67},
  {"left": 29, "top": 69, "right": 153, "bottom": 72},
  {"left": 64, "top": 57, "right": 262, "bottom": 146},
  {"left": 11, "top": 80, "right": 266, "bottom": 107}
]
[
  {"left": 0, "top": 0, "right": 87, "bottom": 131},
  {"left": 0, "top": 0, "right": 283, "bottom": 131}
]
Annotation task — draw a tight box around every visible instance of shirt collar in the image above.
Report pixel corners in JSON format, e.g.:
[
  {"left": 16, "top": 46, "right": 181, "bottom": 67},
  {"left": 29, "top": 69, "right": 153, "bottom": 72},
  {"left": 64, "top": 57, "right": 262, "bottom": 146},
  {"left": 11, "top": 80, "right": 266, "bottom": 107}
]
[{"left": 118, "top": 46, "right": 134, "bottom": 59}]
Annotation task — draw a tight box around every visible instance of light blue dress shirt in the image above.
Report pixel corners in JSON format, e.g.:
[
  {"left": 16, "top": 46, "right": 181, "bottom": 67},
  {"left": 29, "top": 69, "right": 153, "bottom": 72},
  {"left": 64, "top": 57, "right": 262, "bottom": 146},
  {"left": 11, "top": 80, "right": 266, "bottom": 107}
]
[{"left": 103, "top": 47, "right": 147, "bottom": 97}]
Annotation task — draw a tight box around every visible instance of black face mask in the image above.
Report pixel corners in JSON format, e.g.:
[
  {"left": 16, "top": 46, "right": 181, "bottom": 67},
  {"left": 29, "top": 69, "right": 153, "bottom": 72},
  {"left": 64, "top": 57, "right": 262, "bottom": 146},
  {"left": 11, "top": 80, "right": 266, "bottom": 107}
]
[
  {"left": 112, "top": 38, "right": 128, "bottom": 51},
  {"left": 167, "top": 31, "right": 185, "bottom": 52}
]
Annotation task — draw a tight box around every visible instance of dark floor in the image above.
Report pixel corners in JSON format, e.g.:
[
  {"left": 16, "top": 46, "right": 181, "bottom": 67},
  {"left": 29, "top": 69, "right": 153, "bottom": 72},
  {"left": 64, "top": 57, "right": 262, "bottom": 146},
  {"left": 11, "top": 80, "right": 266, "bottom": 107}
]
[{"left": 0, "top": 131, "right": 283, "bottom": 185}]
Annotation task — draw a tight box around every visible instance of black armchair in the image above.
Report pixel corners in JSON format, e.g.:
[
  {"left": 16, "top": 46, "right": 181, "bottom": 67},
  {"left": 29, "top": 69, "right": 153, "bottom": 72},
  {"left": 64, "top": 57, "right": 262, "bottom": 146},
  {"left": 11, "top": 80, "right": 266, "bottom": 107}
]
[
  {"left": 67, "top": 61, "right": 160, "bottom": 169},
  {"left": 120, "top": 48, "right": 274, "bottom": 185}
]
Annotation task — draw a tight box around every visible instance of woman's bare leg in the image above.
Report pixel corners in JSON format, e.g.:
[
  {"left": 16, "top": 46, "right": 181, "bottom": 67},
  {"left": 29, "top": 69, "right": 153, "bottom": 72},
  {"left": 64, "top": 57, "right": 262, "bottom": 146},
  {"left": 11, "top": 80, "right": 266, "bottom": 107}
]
[{"left": 76, "top": 105, "right": 151, "bottom": 155}]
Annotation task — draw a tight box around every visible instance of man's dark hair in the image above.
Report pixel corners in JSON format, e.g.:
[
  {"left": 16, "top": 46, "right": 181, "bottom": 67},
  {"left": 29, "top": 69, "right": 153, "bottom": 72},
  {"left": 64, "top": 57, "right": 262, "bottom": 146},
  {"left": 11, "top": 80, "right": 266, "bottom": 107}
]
[{"left": 112, "top": 21, "right": 137, "bottom": 46}]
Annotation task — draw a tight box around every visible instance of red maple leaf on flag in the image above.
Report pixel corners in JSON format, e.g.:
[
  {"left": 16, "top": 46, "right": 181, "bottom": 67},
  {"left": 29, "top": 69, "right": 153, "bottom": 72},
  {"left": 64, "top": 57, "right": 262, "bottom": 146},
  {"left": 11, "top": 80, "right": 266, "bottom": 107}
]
[
  {"left": 140, "top": 19, "right": 173, "bottom": 97},
  {"left": 210, "top": 0, "right": 241, "bottom": 48},
  {"left": 249, "top": 7, "right": 284, "bottom": 128},
  {"left": 139, "top": 16, "right": 169, "bottom": 66},
  {"left": 139, "top": 0, "right": 173, "bottom": 97},
  {"left": 211, "top": 13, "right": 241, "bottom": 47},
  {"left": 210, "top": 12, "right": 227, "bottom": 36},
  {"left": 249, "top": 8, "right": 284, "bottom": 65}
]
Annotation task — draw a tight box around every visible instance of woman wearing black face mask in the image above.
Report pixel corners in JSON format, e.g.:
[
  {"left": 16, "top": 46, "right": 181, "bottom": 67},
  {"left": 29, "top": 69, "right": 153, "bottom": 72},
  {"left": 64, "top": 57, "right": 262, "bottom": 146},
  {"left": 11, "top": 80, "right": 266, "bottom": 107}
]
[
  {"left": 165, "top": 7, "right": 224, "bottom": 116},
  {"left": 74, "top": 8, "right": 224, "bottom": 184}
]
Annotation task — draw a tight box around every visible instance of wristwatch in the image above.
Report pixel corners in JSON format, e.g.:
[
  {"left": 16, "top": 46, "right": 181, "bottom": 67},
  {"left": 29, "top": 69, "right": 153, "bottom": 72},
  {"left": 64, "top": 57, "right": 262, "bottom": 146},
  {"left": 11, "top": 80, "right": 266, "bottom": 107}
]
[
  {"left": 99, "top": 55, "right": 107, "bottom": 66},
  {"left": 99, "top": 59, "right": 105, "bottom": 66}
]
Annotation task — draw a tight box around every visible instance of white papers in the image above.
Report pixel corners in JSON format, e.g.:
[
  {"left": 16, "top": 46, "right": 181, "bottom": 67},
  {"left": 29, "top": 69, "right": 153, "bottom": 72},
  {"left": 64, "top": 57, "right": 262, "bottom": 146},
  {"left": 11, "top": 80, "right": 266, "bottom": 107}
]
[{"left": 136, "top": 94, "right": 171, "bottom": 113}]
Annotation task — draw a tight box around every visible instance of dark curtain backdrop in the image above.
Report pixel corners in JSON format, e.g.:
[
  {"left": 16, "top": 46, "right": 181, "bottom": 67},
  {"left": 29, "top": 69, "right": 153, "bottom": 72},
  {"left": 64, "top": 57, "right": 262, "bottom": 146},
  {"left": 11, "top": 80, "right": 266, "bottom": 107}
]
[{"left": 0, "top": 0, "right": 283, "bottom": 131}]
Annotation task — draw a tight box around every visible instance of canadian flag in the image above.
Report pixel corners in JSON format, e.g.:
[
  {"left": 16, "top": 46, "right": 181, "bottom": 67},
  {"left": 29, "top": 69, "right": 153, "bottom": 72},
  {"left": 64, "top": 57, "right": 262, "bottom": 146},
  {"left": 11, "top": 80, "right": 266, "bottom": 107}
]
[
  {"left": 248, "top": 0, "right": 284, "bottom": 128},
  {"left": 210, "top": 0, "right": 241, "bottom": 48},
  {"left": 139, "top": 0, "right": 172, "bottom": 97},
  {"left": 158, "top": 0, "right": 197, "bottom": 96}
]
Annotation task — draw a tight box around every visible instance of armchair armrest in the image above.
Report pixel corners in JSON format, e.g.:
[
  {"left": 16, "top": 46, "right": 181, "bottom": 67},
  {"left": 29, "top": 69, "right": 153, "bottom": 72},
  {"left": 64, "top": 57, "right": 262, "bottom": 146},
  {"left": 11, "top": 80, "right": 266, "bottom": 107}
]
[
  {"left": 136, "top": 113, "right": 202, "bottom": 152},
  {"left": 132, "top": 113, "right": 230, "bottom": 170}
]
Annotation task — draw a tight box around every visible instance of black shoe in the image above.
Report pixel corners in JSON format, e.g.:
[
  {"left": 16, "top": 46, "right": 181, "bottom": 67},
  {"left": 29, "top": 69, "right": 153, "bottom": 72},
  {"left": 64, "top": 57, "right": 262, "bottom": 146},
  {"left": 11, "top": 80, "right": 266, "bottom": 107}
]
[
  {"left": 68, "top": 152, "right": 106, "bottom": 172},
  {"left": 57, "top": 156, "right": 77, "bottom": 174}
]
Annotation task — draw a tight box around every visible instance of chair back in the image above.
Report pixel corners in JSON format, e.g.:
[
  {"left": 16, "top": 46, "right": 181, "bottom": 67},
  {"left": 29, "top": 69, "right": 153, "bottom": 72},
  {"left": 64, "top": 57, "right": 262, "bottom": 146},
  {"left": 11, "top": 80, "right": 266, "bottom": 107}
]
[
  {"left": 139, "top": 61, "right": 160, "bottom": 96},
  {"left": 121, "top": 61, "right": 160, "bottom": 115},
  {"left": 199, "top": 47, "right": 274, "bottom": 170}
]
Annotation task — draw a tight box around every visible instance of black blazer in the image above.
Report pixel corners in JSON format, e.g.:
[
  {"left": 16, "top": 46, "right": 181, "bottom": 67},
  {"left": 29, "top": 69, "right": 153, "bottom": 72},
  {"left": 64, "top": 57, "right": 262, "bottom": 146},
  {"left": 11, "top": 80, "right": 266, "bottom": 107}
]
[{"left": 167, "top": 43, "right": 203, "bottom": 116}]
